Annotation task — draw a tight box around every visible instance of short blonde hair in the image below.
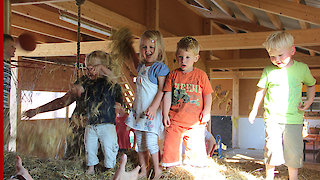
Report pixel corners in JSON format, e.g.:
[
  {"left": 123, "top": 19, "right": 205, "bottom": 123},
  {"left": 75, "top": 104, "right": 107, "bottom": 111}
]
[
  {"left": 139, "top": 30, "right": 166, "bottom": 63},
  {"left": 85, "top": 50, "right": 121, "bottom": 78},
  {"left": 176, "top": 36, "right": 200, "bottom": 55},
  {"left": 263, "top": 31, "right": 294, "bottom": 53}
]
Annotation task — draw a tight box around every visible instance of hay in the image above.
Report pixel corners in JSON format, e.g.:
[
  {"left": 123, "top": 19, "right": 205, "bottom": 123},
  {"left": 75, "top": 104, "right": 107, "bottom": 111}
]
[
  {"left": 17, "top": 119, "right": 73, "bottom": 158},
  {"left": 4, "top": 151, "right": 320, "bottom": 180}
]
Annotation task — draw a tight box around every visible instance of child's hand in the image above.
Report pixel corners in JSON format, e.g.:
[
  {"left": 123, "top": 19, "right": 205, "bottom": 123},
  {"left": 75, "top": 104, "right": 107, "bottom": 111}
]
[
  {"left": 248, "top": 109, "right": 257, "bottom": 124},
  {"left": 69, "top": 84, "right": 84, "bottom": 97},
  {"left": 200, "top": 111, "right": 210, "bottom": 124},
  {"left": 22, "top": 109, "right": 38, "bottom": 119},
  {"left": 163, "top": 115, "right": 171, "bottom": 127},
  {"left": 298, "top": 101, "right": 312, "bottom": 111},
  {"left": 93, "top": 64, "right": 113, "bottom": 77},
  {"left": 145, "top": 106, "right": 157, "bottom": 120}
]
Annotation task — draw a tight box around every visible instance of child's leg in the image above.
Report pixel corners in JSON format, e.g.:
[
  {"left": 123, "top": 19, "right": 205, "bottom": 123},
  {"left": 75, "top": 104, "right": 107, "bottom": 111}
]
[
  {"left": 84, "top": 126, "right": 99, "bottom": 174},
  {"left": 283, "top": 124, "right": 303, "bottom": 180},
  {"left": 162, "top": 125, "right": 184, "bottom": 167},
  {"left": 135, "top": 130, "right": 149, "bottom": 177},
  {"left": 138, "top": 151, "right": 149, "bottom": 177},
  {"left": 98, "top": 124, "right": 119, "bottom": 169},
  {"left": 145, "top": 132, "right": 162, "bottom": 180},
  {"left": 265, "top": 164, "right": 275, "bottom": 180},
  {"left": 288, "top": 167, "right": 298, "bottom": 180},
  {"left": 183, "top": 126, "right": 207, "bottom": 166}
]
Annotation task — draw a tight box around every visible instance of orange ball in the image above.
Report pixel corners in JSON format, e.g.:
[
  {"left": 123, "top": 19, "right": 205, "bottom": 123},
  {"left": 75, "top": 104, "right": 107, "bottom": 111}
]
[{"left": 18, "top": 33, "right": 37, "bottom": 51}]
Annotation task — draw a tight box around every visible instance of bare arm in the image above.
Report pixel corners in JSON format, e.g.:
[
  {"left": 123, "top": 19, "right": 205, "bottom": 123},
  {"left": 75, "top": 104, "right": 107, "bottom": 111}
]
[
  {"left": 200, "top": 93, "right": 212, "bottom": 124},
  {"left": 145, "top": 76, "right": 166, "bottom": 120},
  {"left": 162, "top": 91, "right": 172, "bottom": 127},
  {"left": 23, "top": 91, "right": 76, "bottom": 118},
  {"left": 248, "top": 87, "right": 266, "bottom": 124},
  {"left": 298, "top": 85, "right": 316, "bottom": 111}
]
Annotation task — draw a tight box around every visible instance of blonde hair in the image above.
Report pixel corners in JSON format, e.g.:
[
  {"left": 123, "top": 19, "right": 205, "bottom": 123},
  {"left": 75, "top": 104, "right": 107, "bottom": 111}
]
[
  {"left": 176, "top": 36, "right": 200, "bottom": 55},
  {"left": 263, "top": 31, "right": 294, "bottom": 53},
  {"left": 139, "top": 30, "right": 166, "bottom": 63},
  {"left": 85, "top": 50, "right": 121, "bottom": 79}
]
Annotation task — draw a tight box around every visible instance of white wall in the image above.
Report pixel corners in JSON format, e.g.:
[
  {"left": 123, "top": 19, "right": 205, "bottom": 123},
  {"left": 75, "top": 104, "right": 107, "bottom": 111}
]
[{"left": 237, "top": 118, "right": 265, "bottom": 149}]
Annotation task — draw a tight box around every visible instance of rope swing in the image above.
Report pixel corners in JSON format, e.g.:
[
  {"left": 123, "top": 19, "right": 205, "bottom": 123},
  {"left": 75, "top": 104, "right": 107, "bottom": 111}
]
[{"left": 75, "top": 0, "right": 85, "bottom": 81}]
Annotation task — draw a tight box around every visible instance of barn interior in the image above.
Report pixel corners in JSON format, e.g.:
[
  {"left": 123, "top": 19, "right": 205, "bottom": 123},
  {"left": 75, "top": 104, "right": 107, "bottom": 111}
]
[{"left": 3, "top": 0, "right": 320, "bottom": 179}]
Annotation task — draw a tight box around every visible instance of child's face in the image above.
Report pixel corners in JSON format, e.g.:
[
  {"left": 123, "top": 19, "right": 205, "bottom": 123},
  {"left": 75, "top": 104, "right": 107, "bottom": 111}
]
[
  {"left": 3, "top": 40, "right": 16, "bottom": 60},
  {"left": 268, "top": 46, "right": 295, "bottom": 68},
  {"left": 85, "top": 60, "right": 101, "bottom": 80},
  {"left": 140, "top": 38, "right": 157, "bottom": 64},
  {"left": 176, "top": 49, "right": 199, "bottom": 73}
]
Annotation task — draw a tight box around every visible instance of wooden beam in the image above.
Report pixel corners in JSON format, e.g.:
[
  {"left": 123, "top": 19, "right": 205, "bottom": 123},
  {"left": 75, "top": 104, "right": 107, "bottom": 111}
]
[
  {"left": 11, "top": 13, "right": 77, "bottom": 42},
  {"left": 211, "top": 70, "right": 262, "bottom": 79},
  {"left": 190, "top": 5, "right": 274, "bottom": 32},
  {"left": 11, "top": 5, "right": 108, "bottom": 40},
  {"left": 235, "top": 4, "right": 258, "bottom": 24},
  {"left": 266, "top": 12, "right": 283, "bottom": 30},
  {"left": 146, "top": 0, "right": 159, "bottom": 30},
  {"left": 47, "top": 0, "right": 173, "bottom": 37},
  {"left": 225, "top": 0, "right": 320, "bottom": 25},
  {"left": 15, "top": 28, "right": 320, "bottom": 58},
  {"left": 208, "top": 56, "right": 320, "bottom": 69},
  {"left": 195, "top": 0, "right": 213, "bottom": 11},
  {"left": 210, "top": 0, "right": 235, "bottom": 17},
  {"left": 11, "top": 0, "right": 72, "bottom": 5},
  {"left": 211, "top": 69, "right": 320, "bottom": 79}
]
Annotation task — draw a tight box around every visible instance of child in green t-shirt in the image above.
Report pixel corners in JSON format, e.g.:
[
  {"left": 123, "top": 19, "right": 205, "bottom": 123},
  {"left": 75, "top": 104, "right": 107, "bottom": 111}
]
[{"left": 249, "top": 31, "right": 316, "bottom": 180}]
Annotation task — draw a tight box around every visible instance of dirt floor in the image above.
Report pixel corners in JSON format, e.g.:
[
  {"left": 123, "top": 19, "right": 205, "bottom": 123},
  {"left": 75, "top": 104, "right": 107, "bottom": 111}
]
[{"left": 3, "top": 150, "right": 320, "bottom": 180}]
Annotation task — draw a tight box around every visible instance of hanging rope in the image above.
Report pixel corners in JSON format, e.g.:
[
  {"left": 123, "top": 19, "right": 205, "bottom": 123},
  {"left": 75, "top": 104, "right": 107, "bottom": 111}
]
[{"left": 75, "top": 0, "right": 85, "bottom": 81}]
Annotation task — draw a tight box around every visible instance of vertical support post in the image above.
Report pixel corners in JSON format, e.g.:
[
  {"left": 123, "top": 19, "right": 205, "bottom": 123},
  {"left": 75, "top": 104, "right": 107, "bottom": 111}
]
[
  {"left": 3, "top": 0, "right": 11, "bottom": 34},
  {"left": 146, "top": 0, "right": 159, "bottom": 30},
  {"left": 9, "top": 56, "right": 21, "bottom": 152},
  {"left": 232, "top": 71, "right": 239, "bottom": 148}
]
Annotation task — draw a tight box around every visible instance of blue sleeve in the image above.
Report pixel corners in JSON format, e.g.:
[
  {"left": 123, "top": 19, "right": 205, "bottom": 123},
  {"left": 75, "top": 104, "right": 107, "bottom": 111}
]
[{"left": 148, "top": 62, "right": 170, "bottom": 85}]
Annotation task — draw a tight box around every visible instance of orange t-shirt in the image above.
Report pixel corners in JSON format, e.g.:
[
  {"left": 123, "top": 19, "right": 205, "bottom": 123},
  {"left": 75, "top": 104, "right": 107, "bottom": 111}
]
[{"left": 163, "top": 68, "right": 213, "bottom": 127}]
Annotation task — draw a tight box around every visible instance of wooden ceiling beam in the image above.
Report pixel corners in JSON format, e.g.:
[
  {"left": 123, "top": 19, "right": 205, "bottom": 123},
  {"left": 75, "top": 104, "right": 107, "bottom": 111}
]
[
  {"left": 225, "top": 0, "right": 320, "bottom": 25},
  {"left": 11, "top": 0, "right": 72, "bottom": 6},
  {"left": 266, "top": 12, "right": 283, "bottom": 30},
  {"left": 15, "top": 28, "right": 320, "bottom": 58},
  {"left": 211, "top": 69, "right": 320, "bottom": 79},
  {"left": 235, "top": 4, "right": 258, "bottom": 24},
  {"left": 47, "top": 0, "right": 173, "bottom": 37},
  {"left": 208, "top": 56, "right": 320, "bottom": 69},
  {"left": 11, "top": 13, "right": 77, "bottom": 42},
  {"left": 11, "top": 5, "right": 108, "bottom": 40}
]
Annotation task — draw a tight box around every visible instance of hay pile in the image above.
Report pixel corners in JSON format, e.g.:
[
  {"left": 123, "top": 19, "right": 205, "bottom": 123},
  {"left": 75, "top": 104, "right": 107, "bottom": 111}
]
[{"left": 4, "top": 150, "right": 320, "bottom": 180}]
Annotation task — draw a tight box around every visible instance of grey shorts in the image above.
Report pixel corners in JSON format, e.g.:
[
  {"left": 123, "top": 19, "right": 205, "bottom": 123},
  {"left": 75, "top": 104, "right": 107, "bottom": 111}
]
[{"left": 264, "top": 122, "right": 303, "bottom": 168}]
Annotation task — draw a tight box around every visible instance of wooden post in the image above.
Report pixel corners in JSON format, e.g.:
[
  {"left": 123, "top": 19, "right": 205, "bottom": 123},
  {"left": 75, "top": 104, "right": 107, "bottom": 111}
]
[
  {"left": 232, "top": 71, "right": 239, "bottom": 148},
  {"left": 146, "top": 0, "right": 159, "bottom": 30},
  {"left": 3, "top": 0, "right": 11, "bottom": 34},
  {"left": 9, "top": 56, "right": 21, "bottom": 152}
]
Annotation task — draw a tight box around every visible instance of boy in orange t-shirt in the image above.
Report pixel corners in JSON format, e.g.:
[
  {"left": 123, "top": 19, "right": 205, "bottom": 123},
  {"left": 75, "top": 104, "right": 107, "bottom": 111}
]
[{"left": 162, "top": 36, "right": 213, "bottom": 167}]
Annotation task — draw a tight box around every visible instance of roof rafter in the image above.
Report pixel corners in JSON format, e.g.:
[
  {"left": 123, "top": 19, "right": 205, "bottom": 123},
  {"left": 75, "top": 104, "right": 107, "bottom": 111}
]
[
  {"left": 11, "top": 5, "right": 108, "bottom": 40},
  {"left": 225, "top": 0, "right": 320, "bottom": 25},
  {"left": 11, "top": 13, "right": 77, "bottom": 41}
]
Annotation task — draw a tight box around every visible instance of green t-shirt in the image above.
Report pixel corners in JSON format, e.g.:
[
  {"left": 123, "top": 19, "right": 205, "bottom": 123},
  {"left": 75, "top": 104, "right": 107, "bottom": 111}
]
[{"left": 257, "top": 60, "right": 316, "bottom": 124}]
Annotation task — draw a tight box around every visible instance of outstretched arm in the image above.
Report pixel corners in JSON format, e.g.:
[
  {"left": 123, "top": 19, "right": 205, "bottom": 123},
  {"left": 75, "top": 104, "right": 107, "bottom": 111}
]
[
  {"left": 145, "top": 76, "right": 166, "bottom": 120},
  {"left": 23, "top": 91, "right": 76, "bottom": 118},
  {"left": 248, "top": 88, "right": 266, "bottom": 124}
]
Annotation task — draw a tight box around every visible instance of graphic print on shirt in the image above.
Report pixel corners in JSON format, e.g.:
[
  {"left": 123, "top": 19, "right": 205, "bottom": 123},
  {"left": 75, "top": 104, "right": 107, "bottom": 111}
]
[{"left": 172, "top": 82, "right": 201, "bottom": 107}]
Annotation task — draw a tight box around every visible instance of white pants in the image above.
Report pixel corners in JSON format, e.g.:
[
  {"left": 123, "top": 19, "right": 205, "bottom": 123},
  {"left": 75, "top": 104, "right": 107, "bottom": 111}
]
[
  {"left": 135, "top": 130, "right": 159, "bottom": 154},
  {"left": 85, "top": 124, "right": 118, "bottom": 168}
]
